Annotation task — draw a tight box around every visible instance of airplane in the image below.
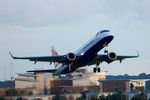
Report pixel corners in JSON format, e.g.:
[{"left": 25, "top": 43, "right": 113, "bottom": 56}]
[{"left": 9, "top": 30, "right": 139, "bottom": 75}]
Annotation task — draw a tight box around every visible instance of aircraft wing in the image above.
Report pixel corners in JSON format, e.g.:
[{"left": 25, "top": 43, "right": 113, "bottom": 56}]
[
  {"left": 116, "top": 54, "right": 139, "bottom": 60},
  {"left": 9, "top": 52, "right": 65, "bottom": 63},
  {"left": 90, "top": 52, "right": 139, "bottom": 65}
]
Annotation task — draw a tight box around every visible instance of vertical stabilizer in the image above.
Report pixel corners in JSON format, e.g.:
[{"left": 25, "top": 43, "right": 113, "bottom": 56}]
[{"left": 51, "top": 46, "right": 60, "bottom": 68}]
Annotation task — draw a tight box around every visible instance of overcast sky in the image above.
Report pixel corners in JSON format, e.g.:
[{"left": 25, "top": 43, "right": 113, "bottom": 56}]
[{"left": 0, "top": 0, "right": 150, "bottom": 80}]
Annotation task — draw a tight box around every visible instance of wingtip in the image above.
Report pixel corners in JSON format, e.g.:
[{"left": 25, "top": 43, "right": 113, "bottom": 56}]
[
  {"left": 9, "top": 52, "right": 15, "bottom": 59},
  {"left": 137, "top": 51, "right": 140, "bottom": 57}
]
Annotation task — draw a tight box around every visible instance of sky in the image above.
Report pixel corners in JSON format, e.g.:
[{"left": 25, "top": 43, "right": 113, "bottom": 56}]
[{"left": 0, "top": 0, "right": 150, "bottom": 80}]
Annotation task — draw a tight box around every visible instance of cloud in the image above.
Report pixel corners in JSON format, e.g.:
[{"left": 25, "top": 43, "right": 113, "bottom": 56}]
[
  {"left": 0, "top": 0, "right": 105, "bottom": 27},
  {"left": 0, "top": 0, "right": 150, "bottom": 80},
  {"left": 0, "top": 0, "right": 149, "bottom": 27}
]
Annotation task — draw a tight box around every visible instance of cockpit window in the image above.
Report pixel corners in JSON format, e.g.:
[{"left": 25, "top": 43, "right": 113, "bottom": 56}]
[
  {"left": 100, "top": 30, "right": 110, "bottom": 33},
  {"left": 96, "top": 30, "right": 110, "bottom": 36},
  {"left": 96, "top": 32, "right": 100, "bottom": 36}
]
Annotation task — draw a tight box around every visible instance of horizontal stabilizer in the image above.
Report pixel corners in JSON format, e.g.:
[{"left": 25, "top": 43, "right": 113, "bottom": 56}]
[{"left": 27, "top": 69, "right": 56, "bottom": 73}]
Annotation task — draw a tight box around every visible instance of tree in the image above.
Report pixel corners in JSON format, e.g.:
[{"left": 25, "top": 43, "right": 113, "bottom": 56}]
[
  {"left": 6, "top": 89, "right": 18, "bottom": 96},
  {"left": 28, "top": 91, "right": 33, "bottom": 96},
  {"left": 99, "top": 92, "right": 126, "bottom": 100},
  {"left": 76, "top": 92, "right": 86, "bottom": 100},
  {"left": 0, "top": 96, "right": 6, "bottom": 100},
  {"left": 52, "top": 93, "right": 65, "bottom": 100},
  {"left": 130, "top": 83, "right": 134, "bottom": 92},
  {"left": 131, "top": 93, "right": 146, "bottom": 100},
  {"left": 16, "top": 97, "right": 23, "bottom": 100},
  {"left": 90, "top": 96, "right": 99, "bottom": 100},
  {"left": 139, "top": 73, "right": 146, "bottom": 77},
  {"left": 99, "top": 94, "right": 107, "bottom": 100}
]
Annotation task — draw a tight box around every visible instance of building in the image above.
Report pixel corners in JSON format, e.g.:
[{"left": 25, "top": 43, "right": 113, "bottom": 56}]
[
  {"left": 98, "top": 79, "right": 147, "bottom": 93},
  {"left": 14, "top": 68, "right": 107, "bottom": 95},
  {"left": 0, "top": 89, "right": 6, "bottom": 96},
  {"left": 15, "top": 72, "right": 58, "bottom": 95},
  {"left": 59, "top": 85, "right": 100, "bottom": 94},
  {"left": 0, "top": 80, "right": 15, "bottom": 89},
  {"left": 2, "top": 67, "right": 150, "bottom": 100},
  {"left": 0, "top": 80, "right": 15, "bottom": 96}
]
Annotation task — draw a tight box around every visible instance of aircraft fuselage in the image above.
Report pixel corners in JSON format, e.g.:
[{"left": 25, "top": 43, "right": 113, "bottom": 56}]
[{"left": 54, "top": 30, "right": 114, "bottom": 74}]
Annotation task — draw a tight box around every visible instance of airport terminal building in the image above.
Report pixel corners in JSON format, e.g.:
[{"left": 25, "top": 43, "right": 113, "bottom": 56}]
[
  {"left": 14, "top": 69, "right": 148, "bottom": 95},
  {"left": 1, "top": 68, "right": 150, "bottom": 100},
  {"left": 14, "top": 69, "right": 107, "bottom": 94}
]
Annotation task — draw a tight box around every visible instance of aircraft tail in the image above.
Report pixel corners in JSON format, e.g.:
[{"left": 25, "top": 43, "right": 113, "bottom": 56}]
[{"left": 51, "top": 46, "right": 60, "bottom": 68}]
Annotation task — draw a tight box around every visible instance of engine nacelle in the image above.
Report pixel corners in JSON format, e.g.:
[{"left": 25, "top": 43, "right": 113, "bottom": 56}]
[
  {"left": 108, "top": 52, "right": 117, "bottom": 60},
  {"left": 66, "top": 52, "right": 76, "bottom": 61}
]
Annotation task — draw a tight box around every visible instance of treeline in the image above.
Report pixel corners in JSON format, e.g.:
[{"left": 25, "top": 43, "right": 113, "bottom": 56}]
[
  {"left": 76, "top": 92, "right": 146, "bottom": 100},
  {"left": 107, "top": 73, "right": 150, "bottom": 80},
  {"left": 0, "top": 80, "right": 15, "bottom": 88}
]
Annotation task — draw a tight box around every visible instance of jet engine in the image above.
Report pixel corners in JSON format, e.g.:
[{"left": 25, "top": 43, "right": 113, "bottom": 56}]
[
  {"left": 108, "top": 52, "right": 117, "bottom": 60},
  {"left": 66, "top": 52, "right": 76, "bottom": 61}
]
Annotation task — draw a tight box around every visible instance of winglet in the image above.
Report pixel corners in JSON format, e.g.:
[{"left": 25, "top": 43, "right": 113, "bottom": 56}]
[
  {"left": 9, "top": 52, "right": 15, "bottom": 59},
  {"left": 137, "top": 51, "right": 140, "bottom": 57}
]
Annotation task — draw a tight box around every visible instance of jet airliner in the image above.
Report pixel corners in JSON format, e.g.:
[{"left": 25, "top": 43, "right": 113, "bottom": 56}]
[{"left": 9, "top": 30, "right": 139, "bottom": 75}]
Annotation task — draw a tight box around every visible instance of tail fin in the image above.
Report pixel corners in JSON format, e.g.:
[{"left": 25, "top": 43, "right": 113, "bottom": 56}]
[
  {"left": 51, "top": 46, "right": 58, "bottom": 56},
  {"left": 51, "top": 46, "right": 60, "bottom": 68}
]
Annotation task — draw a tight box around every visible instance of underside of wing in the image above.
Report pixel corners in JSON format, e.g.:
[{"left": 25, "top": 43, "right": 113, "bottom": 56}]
[{"left": 89, "top": 52, "right": 139, "bottom": 65}]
